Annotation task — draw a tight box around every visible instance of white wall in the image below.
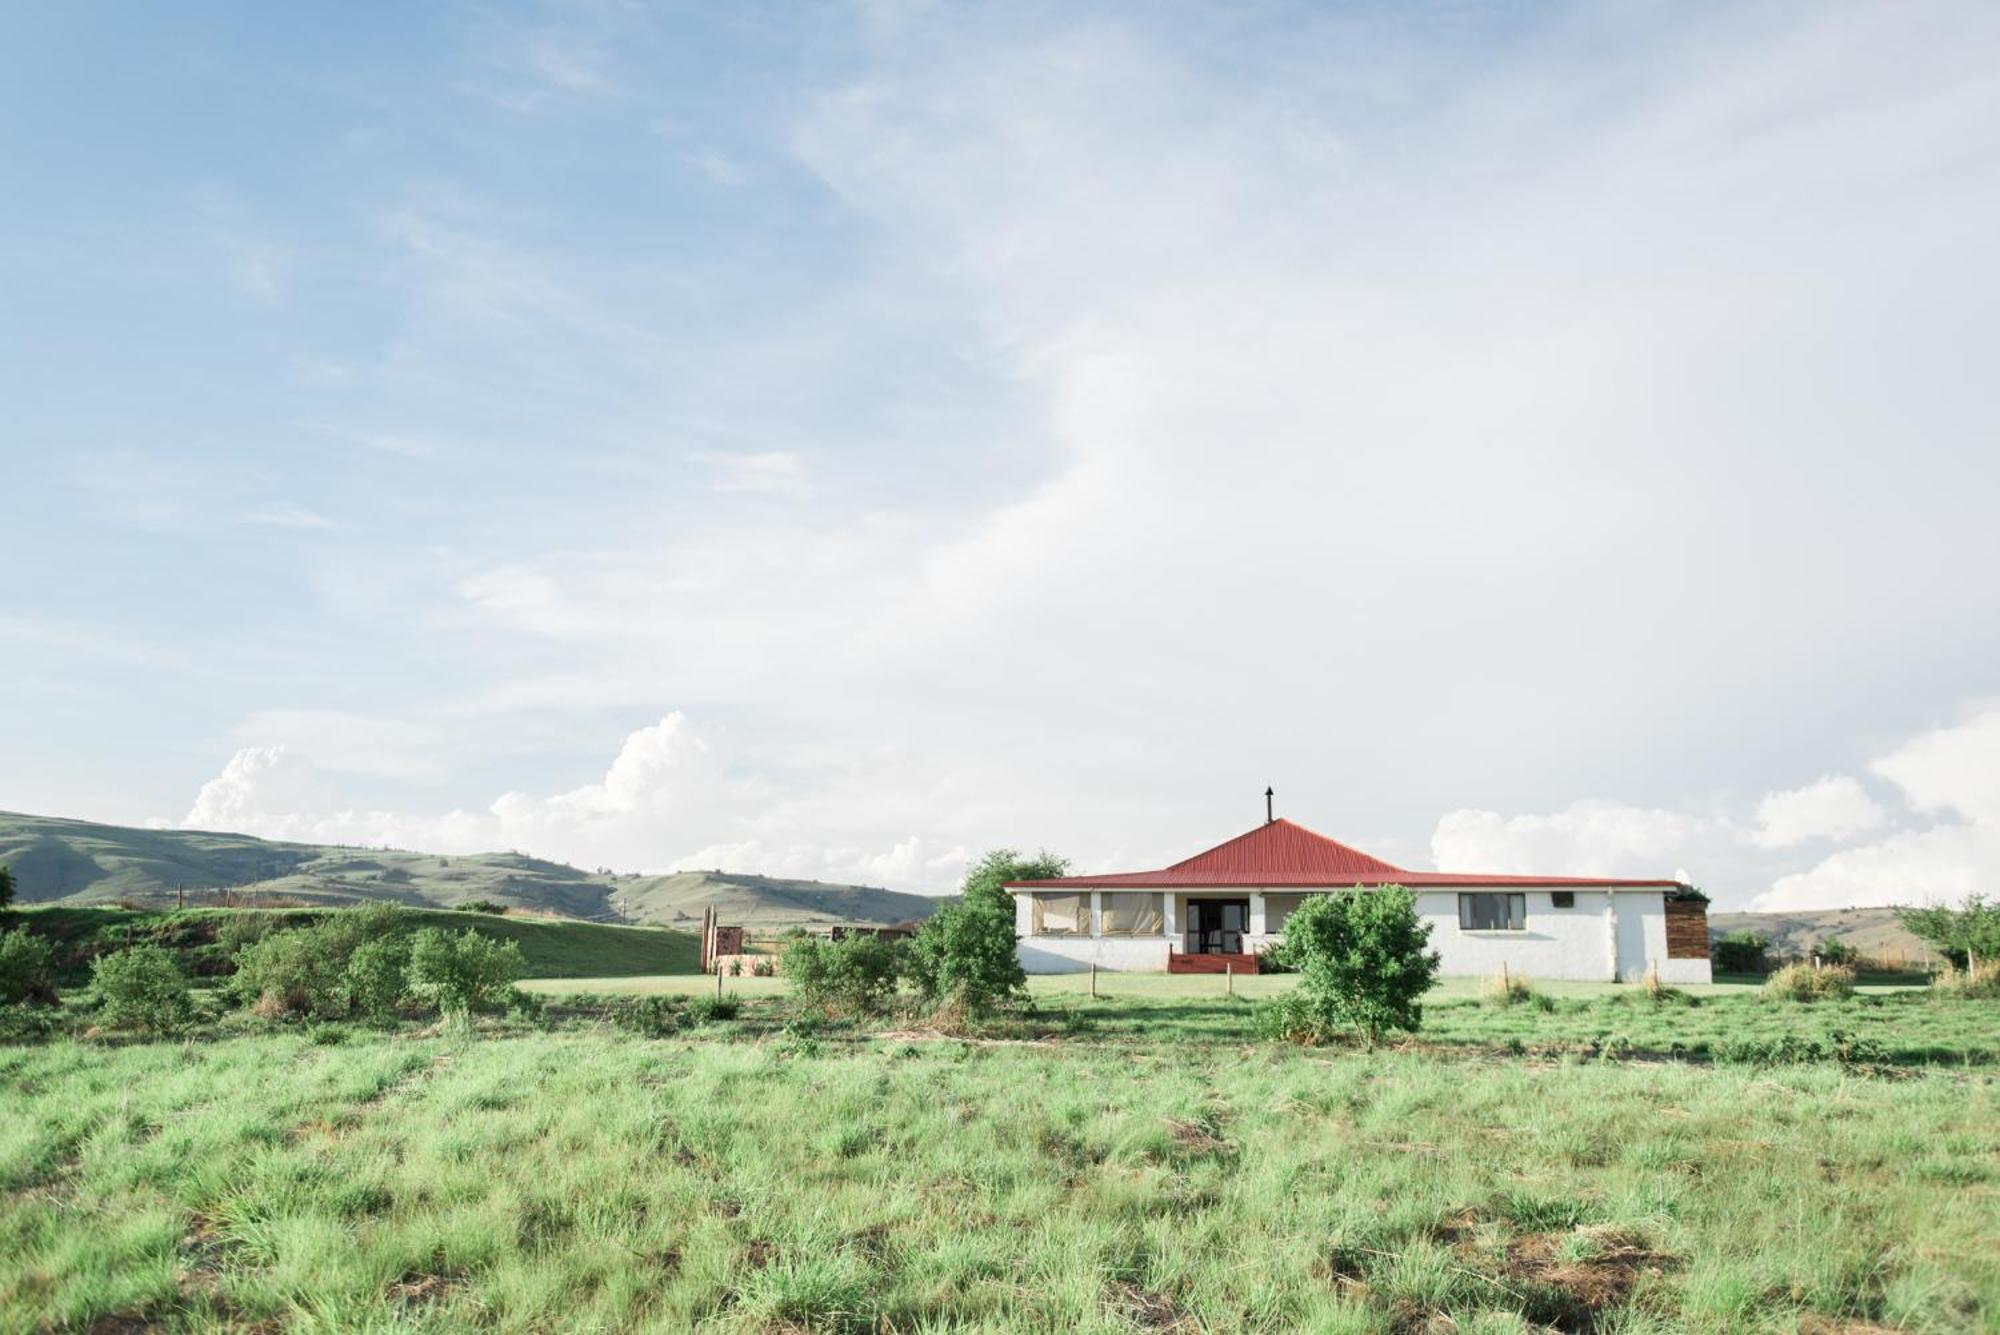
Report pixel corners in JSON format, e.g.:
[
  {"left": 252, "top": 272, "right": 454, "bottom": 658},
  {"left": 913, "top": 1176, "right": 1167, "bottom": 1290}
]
[{"left": 1013, "top": 884, "right": 1711, "bottom": 981}]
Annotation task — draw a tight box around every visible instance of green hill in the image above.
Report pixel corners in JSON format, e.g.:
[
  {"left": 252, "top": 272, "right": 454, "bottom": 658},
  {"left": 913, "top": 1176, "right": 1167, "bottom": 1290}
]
[
  {"left": 1709, "top": 906, "right": 1933, "bottom": 965},
  {"left": 0, "top": 811, "right": 942, "bottom": 931}
]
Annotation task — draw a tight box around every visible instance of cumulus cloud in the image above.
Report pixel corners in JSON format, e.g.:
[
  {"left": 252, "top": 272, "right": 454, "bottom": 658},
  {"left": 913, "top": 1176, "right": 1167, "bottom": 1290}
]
[
  {"left": 178, "top": 714, "right": 960, "bottom": 892},
  {"left": 1752, "top": 775, "right": 1885, "bottom": 848}
]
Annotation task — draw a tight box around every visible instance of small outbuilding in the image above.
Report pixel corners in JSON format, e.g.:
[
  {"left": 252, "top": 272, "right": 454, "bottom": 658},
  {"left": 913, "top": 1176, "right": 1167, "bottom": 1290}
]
[{"left": 1005, "top": 813, "right": 1711, "bottom": 984}]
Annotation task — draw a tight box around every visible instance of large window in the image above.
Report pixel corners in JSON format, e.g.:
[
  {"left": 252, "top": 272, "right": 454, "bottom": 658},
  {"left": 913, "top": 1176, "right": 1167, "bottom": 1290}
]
[
  {"left": 1263, "top": 893, "right": 1306, "bottom": 934},
  {"left": 1458, "top": 892, "right": 1526, "bottom": 931},
  {"left": 1100, "top": 892, "right": 1163, "bottom": 935},
  {"left": 1031, "top": 892, "right": 1091, "bottom": 936}
]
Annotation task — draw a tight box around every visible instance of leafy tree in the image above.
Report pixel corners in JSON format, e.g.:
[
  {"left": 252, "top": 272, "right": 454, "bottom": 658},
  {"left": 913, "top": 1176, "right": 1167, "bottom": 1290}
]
[
  {"left": 231, "top": 903, "right": 411, "bottom": 1020},
  {"left": 0, "top": 862, "right": 14, "bottom": 911},
  {"left": 1257, "top": 886, "right": 1440, "bottom": 1047},
  {"left": 0, "top": 926, "right": 59, "bottom": 1005},
  {"left": 1899, "top": 896, "right": 2000, "bottom": 975},
  {"left": 407, "top": 927, "right": 523, "bottom": 1017},
  {"left": 1713, "top": 930, "right": 1769, "bottom": 975},
  {"left": 906, "top": 849, "right": 1065, "bottom": 1019},
  {"left": 91, "top": 944, "right": 193, "bottom": 1033},
  {"left": 783, "top": 931, "right": 905, "bottom": 1018}
]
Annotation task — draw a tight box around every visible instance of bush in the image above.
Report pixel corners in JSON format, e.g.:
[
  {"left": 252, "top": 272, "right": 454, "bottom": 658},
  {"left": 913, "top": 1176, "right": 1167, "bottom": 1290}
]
[
  {"left": 0, "top": 861, "right": 14, "bottom": 910},
  {"left": 91, "top": 944, "right": 193, "bottom": 1033},
  {"left": 905, "top": 848, "right": 1055, "bottom": 1019},
  {"left": 1763, "top": 961, "right": 1856, "bottom": 1002},
  {"left": 784, "top": 931, "right": 904, "bottom": 1018},
  {"left": 685, "top": 994, "right": 741, "bottom": 1024},
  {"left": 1484, "top": 970, "right": 1545, "bottom": 1007},
  {"left": 751, "top": 958, "right": 775, "bottom": 977},
  {"left": 1812, "top": 937, "right": 1860, "bottom": 967},
  {"left": 459, "top": 900, "right": 508, "bottom": 915},
  {"left": 407, "top": 927, "right": 523, "bottom": 1017},
  {"left": 0, "top": 927, "right": 59, "bottom": 1005},
  {"left": 1258, "top": 886, "right": 1440, "bottom": 1046},
  {"left": 213, "top": 912, "right": 279, "bottom": 955},
  {"left": 615, "top": 995, "right": 688, "bottom": 1038},
  {"left": 232, "top": 904, "right": 410, "bottom": 1020},
  {"left": 1933, "top": 963, "right": 2000, "bottom": 999},
  {"left": 1714, "top": 931, "right": 1769, "bottom": 974},
  {"left": 343, "top": 935, "right": 414, "bottom": 1022}
]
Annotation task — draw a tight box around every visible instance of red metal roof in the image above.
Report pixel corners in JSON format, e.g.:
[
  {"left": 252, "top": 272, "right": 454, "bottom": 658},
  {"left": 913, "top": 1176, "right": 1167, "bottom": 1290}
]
[{"left": 1006, "top": 817, "right": 1683, "bottom": 891}]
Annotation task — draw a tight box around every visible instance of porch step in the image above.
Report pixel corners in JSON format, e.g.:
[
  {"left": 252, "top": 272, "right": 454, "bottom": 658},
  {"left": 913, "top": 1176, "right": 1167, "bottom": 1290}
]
[{"left": 1167, "top": 951, "right": 1260, "bottom": 975}]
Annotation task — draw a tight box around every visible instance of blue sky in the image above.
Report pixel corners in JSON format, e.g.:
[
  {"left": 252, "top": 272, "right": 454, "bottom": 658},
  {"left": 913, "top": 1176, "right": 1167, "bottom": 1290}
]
[{"left": 4, "top": 1, "right": 1998, "bottom": 907}]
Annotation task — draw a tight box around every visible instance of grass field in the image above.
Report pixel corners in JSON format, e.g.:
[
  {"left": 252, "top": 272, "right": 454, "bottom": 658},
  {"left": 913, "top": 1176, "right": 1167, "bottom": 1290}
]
[{"left": 2, "top": 1024, "right": 1994, "bottom": 1332}]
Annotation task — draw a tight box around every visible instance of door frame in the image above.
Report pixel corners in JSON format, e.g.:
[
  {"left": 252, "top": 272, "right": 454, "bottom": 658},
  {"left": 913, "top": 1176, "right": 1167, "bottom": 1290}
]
[{"left": 1183, "top": 897, "right": 1250, "bottom": 955}]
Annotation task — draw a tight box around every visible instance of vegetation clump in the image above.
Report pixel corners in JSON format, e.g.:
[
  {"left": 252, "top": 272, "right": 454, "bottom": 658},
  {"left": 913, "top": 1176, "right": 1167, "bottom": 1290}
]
[
  {"left": 783, "top": 931, "right": 904, "bottom": 1018},
  {"left": 1256, "top": 885, "right": 1440, "bottom": 1046},
  {"left": 1713, "top": 930, "right": 1769, "bottom": 974},
  {"left": 407, "top": 926, "right": 525, "bottom": 1018},
  {"left": 1763, "top": 961, "right": 1856, "bottom": 1002},
  {"left": 1900, "top": 895, "right": 2000, "bottom": 977},
  {"left": 0, "top": 925, "right": 60, "bottom": 1005},
  {"left": 90, "top": 943, "right": 193, "bottom": 1033},
  {"left": 1483, "top": 969, "right": 1552, "bottom": 1010},
  {"left": 906, "top": 848, "right": 1059, "bottom": 1020}
]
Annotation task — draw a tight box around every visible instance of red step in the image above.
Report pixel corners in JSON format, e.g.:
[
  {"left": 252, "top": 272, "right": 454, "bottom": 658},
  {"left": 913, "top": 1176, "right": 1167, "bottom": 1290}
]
[{"left": 1167, "top": 951, "right": 1260, "bottom": 975}]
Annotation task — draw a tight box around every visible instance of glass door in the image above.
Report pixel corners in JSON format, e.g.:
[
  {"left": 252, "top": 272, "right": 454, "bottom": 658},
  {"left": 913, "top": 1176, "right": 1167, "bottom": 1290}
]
[{"left": 1184, "top": 899, "right": 1249, "bottom": 954}]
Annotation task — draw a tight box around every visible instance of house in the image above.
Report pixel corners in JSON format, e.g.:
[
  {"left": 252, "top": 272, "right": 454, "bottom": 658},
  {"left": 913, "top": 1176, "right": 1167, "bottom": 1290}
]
[{"left": 1005, "top": 814, "right": 1711, "bottom": 983}]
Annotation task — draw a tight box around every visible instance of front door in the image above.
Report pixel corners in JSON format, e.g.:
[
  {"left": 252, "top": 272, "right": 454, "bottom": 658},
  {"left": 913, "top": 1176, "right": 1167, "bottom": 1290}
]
[{"left": 1184, "top": 898, "right": 1249, "bottom": 954}]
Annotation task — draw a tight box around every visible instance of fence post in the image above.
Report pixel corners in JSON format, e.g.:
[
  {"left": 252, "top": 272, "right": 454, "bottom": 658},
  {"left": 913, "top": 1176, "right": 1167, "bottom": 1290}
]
[
  {"left": 1226, "top": 962, "right": 1233, "bottom": 996},
  {"left": 1089, "top": 961, "right": 1097, "bottom": 999},
  {"left": 716, "top": 962, "right": 724, "bottom": 1001}
]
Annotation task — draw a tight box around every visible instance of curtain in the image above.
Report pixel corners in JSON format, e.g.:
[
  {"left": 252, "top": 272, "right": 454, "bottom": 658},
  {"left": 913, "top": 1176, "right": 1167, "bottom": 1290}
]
[
  {"left": 1101, "top": 892, "right": 1163, "bottom": 935},
  {"left": 1031, "top": 892, "right": 1090, "bottom": 936}
]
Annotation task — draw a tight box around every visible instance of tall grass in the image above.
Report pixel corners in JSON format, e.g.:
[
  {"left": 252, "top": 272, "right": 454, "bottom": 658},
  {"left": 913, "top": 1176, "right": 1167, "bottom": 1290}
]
[{"left": 1, "top": 1027, "right": 1995, "bottom": 1331}]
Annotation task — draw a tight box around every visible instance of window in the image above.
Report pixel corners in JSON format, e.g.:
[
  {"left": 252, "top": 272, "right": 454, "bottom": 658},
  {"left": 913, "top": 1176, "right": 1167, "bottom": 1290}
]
[
  {"left": 1550, "top": 891, "right": 1576, "bottom": 909},
  {"left": 1031, "top": 892, "right": 1090, "bottom": 936},
  {"left": 1263, "top": 893, "right": 1306, "bottom": 934},
  {"left": 1459, "top": 892, "right": 1525, "bottom": 931},
  {"left": 1100, "top": 892, "right": 1164, "bottom": 935}
]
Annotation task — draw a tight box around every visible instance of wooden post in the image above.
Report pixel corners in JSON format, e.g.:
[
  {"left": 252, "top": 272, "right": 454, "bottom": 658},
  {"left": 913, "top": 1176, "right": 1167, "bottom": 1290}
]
[
  {"left": 1226, "top": 962, "right": 1234, "bottom": 996},
  {"left": 1089, "top": 961, "right": 1097, "bottom": 999},
  {"left": 716, "top": 962, "right": 724, "bottom": 1001},
  {"left": 1501, "top": 961, "right": 1510, "bottom": 991}
]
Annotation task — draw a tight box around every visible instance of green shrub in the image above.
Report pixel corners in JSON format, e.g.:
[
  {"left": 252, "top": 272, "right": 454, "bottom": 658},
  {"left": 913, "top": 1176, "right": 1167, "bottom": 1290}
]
[
  {"left": 784, "top": 931, "right": 904, "bottom": 1019},
  {"left": 905, "top": 849, "right": 1057, "bottom": 1019},
  {"left": 343, "top": 935, "right": 413, "bottom": 1022},
  {"left": 615, "top": 995, "right": 688, "bottom": 1038},
  {"left": 91, "top": 944, "right": 193, "bottom": 1033},
  {"left": 213, "top": 912, "right": 279, "bottom": 954},
  {"left": 751, "top": 958, "right": 775, "bottom": 977},
  {"left": 232, "top": 904, "right": 409, "bottom": 1020},
  {"left": 685, "top": 994, "right": 741, "bottom": 1024},
  {"left": 1763, "top": 961, "right": 1856, "bottom": 1002},
  {"left": 0, "top": 927, "right": 60, "bottom": 1005},
  {"left": 1812, "top": 937, "right": 1860, "bottom": 967},
  {"left": 459, "top": 900, "right": 509, "bottom": 915},
  {"left": 1257, "top": 886, "right": 1440, "bottom": 1046},
  {"left": 407, "top": 927, "right": 523, "bottom": 1017},
  {"left": 1713, "top": 930, "right": 1768, "bottom": 974},
  {"left": 0, "top": 861, "right": 14, "bottom": 910}
]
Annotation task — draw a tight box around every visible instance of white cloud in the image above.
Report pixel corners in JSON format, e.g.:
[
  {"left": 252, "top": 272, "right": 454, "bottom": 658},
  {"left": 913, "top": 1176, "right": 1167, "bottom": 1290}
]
[
  {"left": 1431, "top": 801, "right": 1724, "bottom": 879},
  {"left": 1752, "top": 774, "right": 1885, "bottom": 848},
  {"left": 178, "top": 714, "right": 959, "bottom": 892},
  {"left": 1871, "top": 706, "right": 2000, "bottom": 823},
  {"left": 693, "top": 450, "right": 811, "bottom": 500}
]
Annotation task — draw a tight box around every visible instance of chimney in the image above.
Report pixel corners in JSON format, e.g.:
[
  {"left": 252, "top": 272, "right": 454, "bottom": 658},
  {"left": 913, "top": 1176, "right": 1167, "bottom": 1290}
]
[{"left": 1265, "top": 786, "right": 1274, "bottom": 824}]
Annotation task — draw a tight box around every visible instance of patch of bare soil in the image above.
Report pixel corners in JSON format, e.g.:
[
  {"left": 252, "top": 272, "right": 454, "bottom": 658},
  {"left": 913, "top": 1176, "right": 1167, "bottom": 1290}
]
[
  {"left": 1114, "top": 1283, "right": 1189, "bottom": 1330},
  {"left": 1501, "top": 1228, "right": 1677, "bottom": 1332},
  {"left": 387, "top": 1269, "right": 464, "bottom": 1307},
  {"left": 1161, "top": 1118, "right": 1232, "bottom": 1157}
]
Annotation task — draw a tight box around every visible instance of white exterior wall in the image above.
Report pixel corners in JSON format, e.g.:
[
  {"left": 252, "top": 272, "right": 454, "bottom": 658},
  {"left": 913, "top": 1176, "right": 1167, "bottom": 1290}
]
[{"left": 1014, "top": 884, "right": 1710, "bottom": 982}]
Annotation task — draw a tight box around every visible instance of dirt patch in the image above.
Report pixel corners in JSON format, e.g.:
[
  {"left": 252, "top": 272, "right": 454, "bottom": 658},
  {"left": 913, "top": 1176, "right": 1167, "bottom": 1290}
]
[
  {"left": 1115, "top": 1283, "right": 1189, "bottom": 1330},
  {"left": 1797, "top": 1320, "right": 1905, "bottom": 1335},
  {"left": 1501, "top": 1228, "right": 1677, "bottom": 1331},
  {"left": 743, "top": 1238, "right": 776, "bottom": 1270},
  {"left": 1161, "top": 1118, "right": 1232, "bottom": 1157},
  {"left": 388, "top": 1269, "right": 464, "bottom": 1307}
]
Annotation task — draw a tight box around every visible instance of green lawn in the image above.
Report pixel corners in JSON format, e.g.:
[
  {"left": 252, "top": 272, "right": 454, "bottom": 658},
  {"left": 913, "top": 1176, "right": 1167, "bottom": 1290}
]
[{"left": 2, "top": 1027, "right": 1994, "bottom": 1332}]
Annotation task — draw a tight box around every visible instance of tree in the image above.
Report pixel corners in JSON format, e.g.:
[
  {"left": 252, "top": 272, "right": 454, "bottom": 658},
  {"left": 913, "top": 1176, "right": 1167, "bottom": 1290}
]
[
  {"left": 0, "top": 926, "right": 59, "bottom": 1005},
  {"left": 91, "top": 944, "right": 193, "bottom": 1033},
  {"left": 1713, "top": 930, "right": 1769, "bottom": 975},
  {"left": 1899, "top": 896, "right": 2000, "bottom": 975},
  {"left": 907, "top": 849, "right": 1066, "bottom": 1019},
  {"left": 407, "top": 927, "right": 523, "bottom": 1017},
  {"left": 0, "top": 862, "right": 14, "bottom": 911},
  {"left": 1258, "top": 886, "right": 1440, "bottom": 1047}
]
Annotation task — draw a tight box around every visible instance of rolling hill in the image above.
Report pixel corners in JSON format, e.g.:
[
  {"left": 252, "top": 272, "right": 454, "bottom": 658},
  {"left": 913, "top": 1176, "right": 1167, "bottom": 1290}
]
[
  {"left": 1708, "top": 906, "right": 1934, "bottom": 965},
  {"left": 0, "top": 811, "right": 942, "bottom": 930}
]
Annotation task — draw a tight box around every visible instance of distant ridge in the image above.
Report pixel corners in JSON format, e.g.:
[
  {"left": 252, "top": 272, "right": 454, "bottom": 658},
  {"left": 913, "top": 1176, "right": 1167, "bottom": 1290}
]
[{"left": 0, "top": 810, "right": 942, "bottom": 930}]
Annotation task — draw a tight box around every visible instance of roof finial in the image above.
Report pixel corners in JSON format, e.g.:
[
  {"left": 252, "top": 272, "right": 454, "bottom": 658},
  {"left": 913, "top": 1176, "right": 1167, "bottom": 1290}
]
[{"left": 1265, "top": 786, "right": 1275, "bottom": 824}]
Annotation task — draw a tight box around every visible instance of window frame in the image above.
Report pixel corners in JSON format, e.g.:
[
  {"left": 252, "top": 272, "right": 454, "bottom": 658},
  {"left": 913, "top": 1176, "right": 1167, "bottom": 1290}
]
[{"left": 1458, "top": 891, "right": 1526, "bottom": 932}]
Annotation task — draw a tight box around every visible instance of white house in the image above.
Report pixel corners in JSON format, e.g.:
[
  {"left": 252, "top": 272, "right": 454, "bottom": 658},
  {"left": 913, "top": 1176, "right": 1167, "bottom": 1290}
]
[{"left": 1006, "top": 815, "right": 1711, "bottom": 984}]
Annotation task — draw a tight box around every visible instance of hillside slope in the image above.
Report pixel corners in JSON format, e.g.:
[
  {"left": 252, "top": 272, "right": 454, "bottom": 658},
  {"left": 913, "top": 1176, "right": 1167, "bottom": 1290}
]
[
  {"left": 0, "top": 811, "right": 941, "bottom": 930},
  {"left": 1709, "top": 906, "right": 1933, "bottom": 963}
]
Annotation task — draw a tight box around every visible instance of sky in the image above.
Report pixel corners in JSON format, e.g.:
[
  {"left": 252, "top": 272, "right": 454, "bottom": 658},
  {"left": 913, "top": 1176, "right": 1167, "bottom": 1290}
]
[{"left": 2, "top": 1, "right": 1997, "bottom": 910}]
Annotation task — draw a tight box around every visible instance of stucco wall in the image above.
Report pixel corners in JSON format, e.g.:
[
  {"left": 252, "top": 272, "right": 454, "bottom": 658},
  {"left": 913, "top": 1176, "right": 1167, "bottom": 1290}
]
[{"left": 1012, "top": 884, "right": 1711, "bottom": 982}]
